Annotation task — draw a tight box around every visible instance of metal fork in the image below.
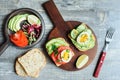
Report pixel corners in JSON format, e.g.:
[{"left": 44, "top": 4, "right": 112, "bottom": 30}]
[{"left": 93, "top": 27, "right": 115, "bottom": 78}]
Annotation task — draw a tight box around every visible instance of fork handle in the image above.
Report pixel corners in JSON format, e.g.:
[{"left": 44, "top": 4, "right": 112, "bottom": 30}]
[{"left": 93, "top": 52, "right": 106, "bottom": 78}]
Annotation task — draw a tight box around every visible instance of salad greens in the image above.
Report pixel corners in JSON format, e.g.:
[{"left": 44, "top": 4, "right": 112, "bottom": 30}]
[{"left": 8, "top": 14, "right": 42, "bottom": 45}]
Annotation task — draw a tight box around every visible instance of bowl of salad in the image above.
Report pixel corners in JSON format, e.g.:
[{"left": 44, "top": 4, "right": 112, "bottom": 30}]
[{"left": 5, "top": 8, "right": 45, "bottom": 48}]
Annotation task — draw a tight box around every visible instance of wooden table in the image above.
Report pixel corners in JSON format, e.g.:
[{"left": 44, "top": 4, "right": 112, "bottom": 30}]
[{"left": 0, "top": 0, "right": 119, "bottom": 80}]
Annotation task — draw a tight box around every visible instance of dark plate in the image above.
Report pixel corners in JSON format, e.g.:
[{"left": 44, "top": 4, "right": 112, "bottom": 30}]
[
  {"left": 5, "top": 8, "right": 45, "bottom": 48},
  {"left": 0, "top": 8, "right": 45, "bottom": 56}
]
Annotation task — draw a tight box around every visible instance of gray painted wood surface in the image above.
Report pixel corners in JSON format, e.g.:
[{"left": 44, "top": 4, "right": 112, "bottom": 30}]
[{"left": 0, "top": 0, "right": 120, "bottom": 80}]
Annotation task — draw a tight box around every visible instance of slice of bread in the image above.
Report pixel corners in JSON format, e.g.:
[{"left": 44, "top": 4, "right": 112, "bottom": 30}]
[
  {"left": 15, "top": 61, "right": 27, "bottom": 77},
  {"left": 68, "top": 23, "right": 96, "bottom": 51},
  {"left": 17, "top": 48, "right": 46, "bottom": 78},
  {"left": 46, "top": 38, "right": 69, "bottom": 55},
  {"left": 46, "top": 37, "right": 74, "bottom": 66},
  {"left": 15, "top": 60, "right": 45, "bottom": 78}
]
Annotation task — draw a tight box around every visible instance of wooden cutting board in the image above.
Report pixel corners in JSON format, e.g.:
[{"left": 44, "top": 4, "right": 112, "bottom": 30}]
[{"left": 43, "top": 0, "right": 98, "bottom": 71}]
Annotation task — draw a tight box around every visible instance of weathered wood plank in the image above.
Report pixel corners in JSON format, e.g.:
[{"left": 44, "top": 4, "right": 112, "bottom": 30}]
[{"left": 0, "top": 0, "right": 120, "bottom": 80}]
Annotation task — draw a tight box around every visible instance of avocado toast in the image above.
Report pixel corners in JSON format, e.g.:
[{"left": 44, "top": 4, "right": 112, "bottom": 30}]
[
  {"left": 68, "top": 23, "right": 96, "bottom": 51},
  {"left": 46, "top": 38, "right": 74, "bottom": 66}
]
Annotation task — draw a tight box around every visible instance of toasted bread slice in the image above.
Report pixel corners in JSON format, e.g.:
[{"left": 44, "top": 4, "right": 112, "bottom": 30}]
[
  {"left": 46, "top": 38, "right": 74, "bottom": 66},
  {"left": 68, "top": 34, "right": 95, "bottom": 51},
  {"left": 18, "top": 48, "right": 46, "bottom": 78},
  {"left": 68, "top": 23, "right": 96, "bottom": 51},
  {"left": 46, "top": 38, "right": 69, "bottom": 55}
]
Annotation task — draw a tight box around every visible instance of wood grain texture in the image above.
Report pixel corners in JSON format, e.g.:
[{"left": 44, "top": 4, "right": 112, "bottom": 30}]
[
  {"left": 43, "top": 0, "right": 97, "bottom": 71},
  {"left": 0, "top": 0, "right": 120, "bottom": 80}
]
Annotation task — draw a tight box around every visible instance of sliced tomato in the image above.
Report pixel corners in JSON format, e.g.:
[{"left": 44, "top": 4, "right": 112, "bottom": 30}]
[
  {"left": 57, "top": 46, "right": 72, "bottom": 53},
  {"left": 10, "top": 33, "right": 20, "bottom": 41},
  {"left": 51, "top": 52, "right": 57, "bottom": 63},
  {"left": 12, "top": 41, "right": 27, "bottom": 47},
  {"left": 10, "top": 30, "right": 22, "bottom": 42},
  {"left": 50, "top": 52, "right": 61, "bottom": 66},
  {"left": 50, "top": 46, "right": 74, "bottom": 66},
  {"left": 57, "top": 46, "right": 74, "bottom": 56},
  {"left": 20, "top": 30, "right": 28, "bottom": 46},
  {"left": 50, "top": 52, "right": 66, "bottom": 66},
  {"left": 10, "top": 30, "right": 28, "bottom": 47}
]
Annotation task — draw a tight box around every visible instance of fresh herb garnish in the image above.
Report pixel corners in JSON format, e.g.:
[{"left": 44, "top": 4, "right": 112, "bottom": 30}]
[
  {"left": 21, "top": 21, "right": 41, "bottom": 45},
  {"left": 66, "top": 49, "right": 70, "bottom": 53},
  {"left": 56, "top": 59, "right": 62, "bottom": 62}
]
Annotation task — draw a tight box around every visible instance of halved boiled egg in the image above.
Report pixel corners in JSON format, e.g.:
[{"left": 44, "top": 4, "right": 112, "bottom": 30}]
[
  {"left": 60, "top": 49, "right": 73, "bottom": 63},
  {"left": 77, "top": 31, "right": 90, "bottom": 44}
]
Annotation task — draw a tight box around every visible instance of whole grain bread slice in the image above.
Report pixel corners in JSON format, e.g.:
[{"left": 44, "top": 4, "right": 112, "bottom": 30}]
[
  {"left": 18, "top": 48, "right": 46, "bottom": 78},
  {"left": 15, "top": 61, "right": 27, "bottom": 77},
  {"left": 15, "top": 60, "right": 42, "bottom": 78}
]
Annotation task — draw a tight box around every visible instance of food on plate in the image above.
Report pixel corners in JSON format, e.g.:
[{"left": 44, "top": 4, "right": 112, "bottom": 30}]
[
  {"left": 10, "top": 30, "right": 28, "bottom": 47},
  {"left": 8, "top": 14, "right": 42, "bottom": 47},
  {"left": 46, "top": 38, "right": 74, "bottom": 66},
  {"left": 27, "top": 15, "right": 41, "bottom": 26},
  {"left": 8, "top": 14, "right": 28, "bottom": 32},
  {"left": 15, "top": 48, "right": 46, "bottom": 78},
  {"left": 76, "top": 54, "right": 89, "bottom": 69},
  {"left": 68, "top": 23, "right": 95, "bottom": 51},
  {"left": 21, "top": 22, "right": 41, "bottom": 45}
]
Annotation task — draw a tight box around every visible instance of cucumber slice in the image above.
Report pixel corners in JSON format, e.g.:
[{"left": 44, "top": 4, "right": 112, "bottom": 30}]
[
  {"left": 84, "top": 29, "right": 92, "bottom": 34},
  {"left": 70, "top": 29, "right": 79, "bottom": 39},
  {"left": 76, "top": 23, "right": 87, "bottom": 33},
  {"left": 88, "top": 34, "right": 95, "bottom": 48},
  {"left": 27, "top": 15, "right": 41, "bottom": 26},
  {"left": 69, "top": 37, "right": 82, "bottom": 49},
  {"left": 88, "top": 40, "right": 95, "bottom": 48}
]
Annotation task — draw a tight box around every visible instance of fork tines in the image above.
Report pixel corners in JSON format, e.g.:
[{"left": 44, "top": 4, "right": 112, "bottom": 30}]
[{"left": 106, "top": 27, "right": 115, "bottom": 39}]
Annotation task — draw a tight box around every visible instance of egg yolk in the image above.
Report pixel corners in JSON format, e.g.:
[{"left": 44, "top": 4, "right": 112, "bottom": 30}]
[
  {"left": 80, "top": 34, "right": 88, "bottom": 42},
  {"left": 62, "top": 51, "right": 69, "bottom": 60}
]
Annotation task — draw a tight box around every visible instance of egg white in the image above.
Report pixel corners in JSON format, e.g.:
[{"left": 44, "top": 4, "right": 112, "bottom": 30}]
[
  {"left": 76, "top": 32, "right": 90, "bottom": 44},
  {"left": 61, "top": 49, "right": 73, "bottom": 63}
]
